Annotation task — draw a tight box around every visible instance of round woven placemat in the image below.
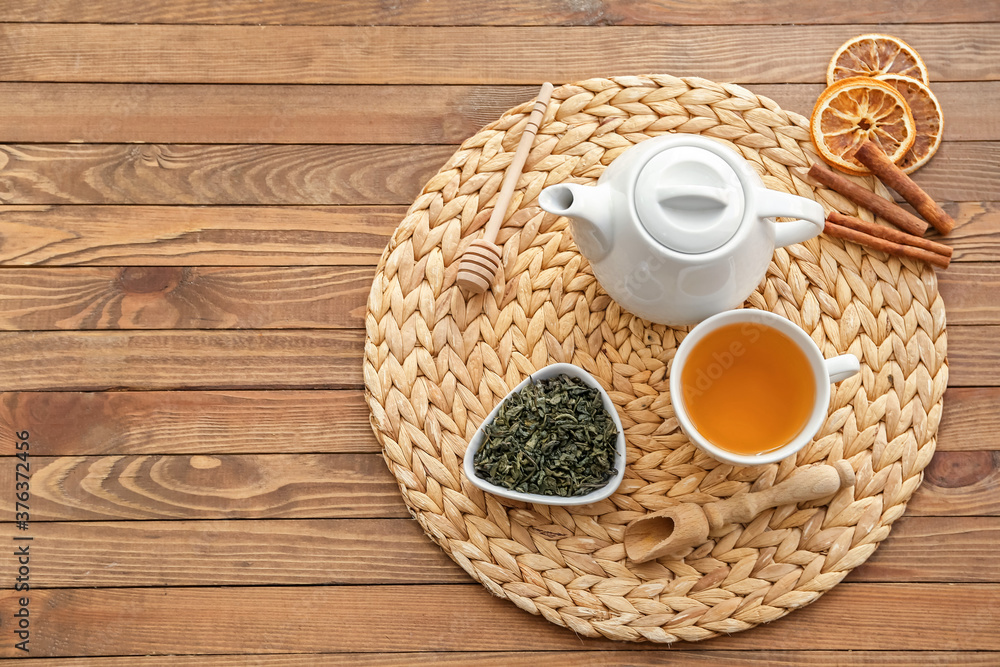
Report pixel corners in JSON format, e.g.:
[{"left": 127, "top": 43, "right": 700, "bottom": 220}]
[{"left": 363, "top": 75, "right": 947, "bottom": 643}]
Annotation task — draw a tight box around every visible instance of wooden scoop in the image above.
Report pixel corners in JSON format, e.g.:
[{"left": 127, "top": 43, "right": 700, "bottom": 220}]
[
  {"left": 624, "top": 460, "right": 856, "bottom": 563},
  {"left": 456, "top": 82, "right": 553, "bottom": 294}
]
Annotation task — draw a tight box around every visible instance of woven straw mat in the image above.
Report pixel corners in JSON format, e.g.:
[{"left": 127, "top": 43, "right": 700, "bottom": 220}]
[{"left": 363, "top": 75, "right": 948, "bottom": 643}]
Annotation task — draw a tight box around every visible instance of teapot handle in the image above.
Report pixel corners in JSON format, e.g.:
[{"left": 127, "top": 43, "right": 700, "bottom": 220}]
[{"left": 756, "top": 189, "right": 826, "bottom": 249}]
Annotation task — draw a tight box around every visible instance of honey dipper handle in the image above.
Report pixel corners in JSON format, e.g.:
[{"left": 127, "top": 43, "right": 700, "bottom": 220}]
[
  {"left": 481, "top": 82, "right": 553, "bottom": 243},
  {"left": 703, "top": 461, "right": 855, "bottom": 529}
]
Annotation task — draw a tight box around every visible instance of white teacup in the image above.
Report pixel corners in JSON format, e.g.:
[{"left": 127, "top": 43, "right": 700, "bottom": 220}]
[{"left": 669, "top": 310, "right": 860, "bottom": 466}]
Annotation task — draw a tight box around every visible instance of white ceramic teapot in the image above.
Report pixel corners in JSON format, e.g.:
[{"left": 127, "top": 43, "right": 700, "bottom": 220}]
[{"left": 538, "top": 134, "right": 826, "bottom": 325}]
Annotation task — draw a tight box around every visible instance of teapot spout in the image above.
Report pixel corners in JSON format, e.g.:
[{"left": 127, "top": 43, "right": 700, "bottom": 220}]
[{"left": 539, "top": 183, "right": 614, "bottom": 259}]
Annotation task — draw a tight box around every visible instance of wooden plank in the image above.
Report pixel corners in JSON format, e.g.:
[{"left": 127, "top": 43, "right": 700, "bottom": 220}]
[
  {"left": 0, "top": 330, "right": 365, "bottom": 391},
  {"left": 844, "top": 515, "right": 999, "bottom": 582},
  {"left": 920, "top": 82, "right": 1000, "bottom": 142},
  {"left": 0, "top": 82, "right": 995, "bottom": 144},
  {"left": 0, "top": 25, "right": 995, "bottom": 84},
  {"left": 0, "top": 144, "right": 452, "bottom": 206},
  {"left": 0, "top": 387, "right": 994, "bottom": 457},
  {"left": 913, "top": 141, "right": 1000, "bottom": 203},
  {"left": 0, "top": 201, "right": 994, "bottom": 267},
  {"left": 0, "top": 516, "right": 990, "bottom": 589},
  {"left": 0, "top": 266, "right": 375, "bottom": 330},
  {"left": 0, "top": 323, "right": 985, "bottom": 392},
  {"left": 2, "top": 0, "right": 995, "bottom": 26},
  {"left": 0, "top": 83, "right": 540, "bottom": 145},
  {"left": 0, "top": 583, "right": 996, "bottom": 656},
  {"left": 0, "top": 391, "right": 379, "bottom": 455},
  {"left": 947, "top": 325, "right": 1000, "bottom": 387},
  {"left": 0, "top": 454, "right": 406, "bottom": 521},
  {"left": 0, "top": 450, "right": 994, "bottom": 521},
  {"left": 1, "top": 652, "right": 997, "bottom": 667},
  {"left": 0, "top": 391, "right": 381, "bottom": 456},
  {"left": 0, "top": 260, "right": 991, "bottom": 332},
  {"left": 0, "top": 519, "right": 465, "bottom": 587},
  {"left": 946, "top": 202, "right": 1000, "bottom": 262},
  {"left": 937, "top": 263, "right": 1000, "bottom": 325},
  {"left": 939, "top": 387, "right": 1000, "bottom": 450},
  {"left": 0, "top": 142, "right": 995, "bottom": 206},
  {"left": 0, "top": 205, "right": 401, "bottom": 266}
]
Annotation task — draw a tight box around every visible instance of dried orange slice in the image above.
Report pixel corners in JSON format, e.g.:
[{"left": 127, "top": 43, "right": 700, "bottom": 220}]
[
  {"left": 827, "top": 34, "right": 929, "bottom": 86},
  {"left": 810, "top": 77, "right": 916, "bottom": 174},
  {"left": 876, "top": 74, "right": 944, "bottom": 173}
]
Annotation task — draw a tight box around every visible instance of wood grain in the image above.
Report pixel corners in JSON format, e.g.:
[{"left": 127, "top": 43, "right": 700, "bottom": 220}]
[
  {"left": 0, "top": 142, "right": 993, "bottom": 206},
  {"left": 0, "top": 519, "right": 464, "bottom": 587},
  {"left": 0, "top": 201, "right": 995, "bottom": 267},
  {"left": 0, "top": 652, "right": 996, "bottom": 667},
  {"left": 908, "top": 451, "right": 1000, "bottom": 516},
  {"left": 0, "top": 391, "right": 379, "bottom": 456},
  {"left": 0, "top": 260, "right": 990, "bottom": 333},
  {"left": 2, "top": 386, "right": 993, "bottom": 457},
  {"left": 0, "top": 583, "right": 997, "bottom": 657},
  {"left": 0, "top": 83, "right": 542, "bottom": 145},
  {"left": 0, "top": 144, "right": 452, "bottom": 205},
  {"left": 0, "top": 82, "right": 995, "bottom": 144},
  {"left": 0, "top": 3, "right": 992, "bottom": 663},
  {"left": 937, "top": 263, "right": 1000, "bottom": 324},
  {"left": 0, "top": 516, "right": 990, "bottom": 589},
  {"left": 0, "top": 205, "right": 402, "bottom": 266},
  {"left": 1, "top": 451, "right": 993, "bottom": 521},
  {"left": 946, "top": 325, "right": 1000, "bottom": 387},
  {"left": 943, "top": 202, "right": 1000, "bottom": 262},
  {"left": 0, "top": 330, "right": 364, "bottom": 391},
  {"left": 3, "top": 0, "right": 995, "bottom": 25},
  {"left": 938, "top": 387, "right": 1000, "bottom": 450},
  {"left": 0, "top": 324, "right": 986, "bottom": 391},
  {"left": 845, "top": 516, "right": 1000, "bottom": 582},
  {"left": 0, "top": 454, "right": 406, "bottom": 520},
  {"left": 0, "top": 266, "right": 374, "bottom": 330},
  {"left": 908, "top": 141, "right": 1000, "bottom": 203},
  {"left": 0, "top": 25, "right": 995, "bottom": 84}
]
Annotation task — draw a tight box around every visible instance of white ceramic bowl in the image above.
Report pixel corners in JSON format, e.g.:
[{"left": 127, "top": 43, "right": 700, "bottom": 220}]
[{"left": 463, "top": 362, "right": 627, "bottom": 506}]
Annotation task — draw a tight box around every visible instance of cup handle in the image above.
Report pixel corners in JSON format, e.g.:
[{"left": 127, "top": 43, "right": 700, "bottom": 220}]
[
  {"left": 756, "top": 189, "right": 827, "bottom": 248},
  {"left": 825, "top": 354, "right": 860, "bottom": 383}
]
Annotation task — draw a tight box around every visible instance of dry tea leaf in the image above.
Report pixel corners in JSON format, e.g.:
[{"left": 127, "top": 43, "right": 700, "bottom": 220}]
[{"left": 474, "top": 374, "right": 618, "bottom": 497}]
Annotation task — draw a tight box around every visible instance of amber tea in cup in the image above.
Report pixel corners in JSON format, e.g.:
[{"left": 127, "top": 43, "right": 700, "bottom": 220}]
[
  {"left": 670, "top": 310, "right": 860, "bottom": 466},
  {"left": 680, "top": 322, "right": 815, "bottom": 455}
]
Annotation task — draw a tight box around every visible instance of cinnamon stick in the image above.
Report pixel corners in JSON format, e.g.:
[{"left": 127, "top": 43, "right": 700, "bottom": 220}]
[
  {"left": 850, "top": 140, "right": 956, "bottom": 235},
  {"left": 828, "top": 211, "right": 952, "bottom": 257},
  {"left": 807, "top": 163, "right": 929, "bottom": 236},
  {"left": 824, "top": 214, "right": 950, "bottom": 269}
]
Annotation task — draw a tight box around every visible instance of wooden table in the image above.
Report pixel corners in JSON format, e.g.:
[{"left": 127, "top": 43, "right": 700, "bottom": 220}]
[{"left": 0, "top": 3, "right": 997, "bottom": 664}]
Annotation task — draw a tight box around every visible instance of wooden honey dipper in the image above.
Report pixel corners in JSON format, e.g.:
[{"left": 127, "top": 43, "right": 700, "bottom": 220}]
[
  {"left": 624, "top": 460, "right": 856, "bottom": 563},
  {"left": 456, "top": 82, "right": 553, "bottom": 294}
]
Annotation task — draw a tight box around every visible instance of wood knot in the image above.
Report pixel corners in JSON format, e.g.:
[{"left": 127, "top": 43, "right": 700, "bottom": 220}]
[
  {"left": 118, "top": 267, "right": 183, "bottom": 295},
  {"left": 139, "top": 144, "right": 167, "bottom": 167},
  {"left": 189, "top": 455, "right": 222, "bottom": 470},
  {"left": 923, "top": 451, "right": 996, "bottom": 489}
]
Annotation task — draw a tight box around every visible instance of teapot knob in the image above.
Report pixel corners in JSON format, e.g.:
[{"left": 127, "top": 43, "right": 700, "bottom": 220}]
[{"left": 658, "top": 184, "right": 733, "bottom": 210}]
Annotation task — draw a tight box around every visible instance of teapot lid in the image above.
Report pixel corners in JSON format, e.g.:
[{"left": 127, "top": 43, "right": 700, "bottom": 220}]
[{"left": 634, "top": 145, "right": 744, "bottom": 254}]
